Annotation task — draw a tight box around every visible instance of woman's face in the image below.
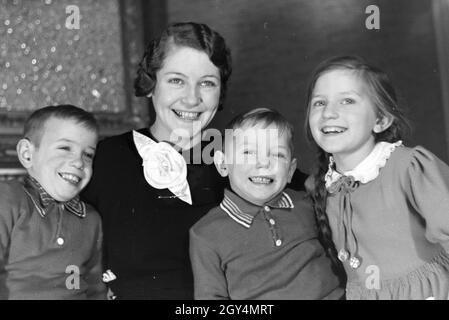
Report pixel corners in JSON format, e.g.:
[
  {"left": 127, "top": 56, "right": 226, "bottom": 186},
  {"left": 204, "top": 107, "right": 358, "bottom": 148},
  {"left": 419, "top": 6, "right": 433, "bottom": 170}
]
[{"left": 150, "top": 45, "right": 221, "bottom": 147}]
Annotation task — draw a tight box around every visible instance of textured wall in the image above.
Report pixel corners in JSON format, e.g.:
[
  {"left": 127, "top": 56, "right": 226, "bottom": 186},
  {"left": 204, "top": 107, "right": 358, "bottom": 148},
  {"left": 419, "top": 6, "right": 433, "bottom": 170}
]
[
  {"left": 166, "top": 0, "right": 446, "bottom": 172},
  {"left": 0, "top": 0, "right": 148, "bottom": 171},
  {"left": 0, "top": 0, "right": 126, "bottom": 113}
]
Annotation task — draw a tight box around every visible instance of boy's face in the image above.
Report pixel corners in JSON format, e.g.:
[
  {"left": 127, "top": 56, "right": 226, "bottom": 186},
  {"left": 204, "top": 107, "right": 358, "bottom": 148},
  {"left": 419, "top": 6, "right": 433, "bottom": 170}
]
[
  {"left": 26, "top": 117, "right": 98, "bottom": 202},
  {"left": 217, "top": 124, "right": 296, "bottom": 206}
]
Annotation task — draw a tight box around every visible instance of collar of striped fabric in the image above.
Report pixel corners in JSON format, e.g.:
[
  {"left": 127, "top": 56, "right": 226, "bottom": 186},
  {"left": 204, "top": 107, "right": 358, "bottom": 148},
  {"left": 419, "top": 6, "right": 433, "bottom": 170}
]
[
  {"left": 219, "top": 188, "right": 294, "bottom": 229},
  {"left": 23, "top": 175, "right": 86, "bottom": 218}
]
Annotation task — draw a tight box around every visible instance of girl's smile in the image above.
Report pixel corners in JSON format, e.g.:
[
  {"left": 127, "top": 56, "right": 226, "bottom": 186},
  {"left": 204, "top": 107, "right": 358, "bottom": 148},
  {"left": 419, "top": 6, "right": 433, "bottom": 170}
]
[{"left": 320, "top": 126, "right": 347, "bottom": 134}]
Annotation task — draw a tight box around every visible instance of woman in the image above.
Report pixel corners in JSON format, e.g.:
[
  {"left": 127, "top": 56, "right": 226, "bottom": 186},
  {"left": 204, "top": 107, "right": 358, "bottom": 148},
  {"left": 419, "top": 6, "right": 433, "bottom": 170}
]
[{"left": 82, "top": 22, "right": 232, "bottom": 299}]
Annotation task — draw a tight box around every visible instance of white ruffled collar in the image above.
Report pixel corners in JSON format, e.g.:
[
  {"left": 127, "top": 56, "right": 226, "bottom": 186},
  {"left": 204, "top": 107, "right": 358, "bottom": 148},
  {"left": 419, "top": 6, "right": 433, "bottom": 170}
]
[{"left": 325, "top": 140, "right": 403, "bottom": 189}]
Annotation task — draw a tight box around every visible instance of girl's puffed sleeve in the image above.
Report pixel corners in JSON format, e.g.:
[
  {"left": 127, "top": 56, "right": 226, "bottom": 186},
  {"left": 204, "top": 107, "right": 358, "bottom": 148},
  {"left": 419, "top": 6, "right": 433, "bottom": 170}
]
[{"left": 405, "top": 146, "right": 449, "bottom": 246}]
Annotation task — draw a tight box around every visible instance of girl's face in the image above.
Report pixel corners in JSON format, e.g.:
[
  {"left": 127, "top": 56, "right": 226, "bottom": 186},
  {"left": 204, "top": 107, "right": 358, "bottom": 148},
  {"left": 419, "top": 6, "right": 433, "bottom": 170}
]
[
  {"left": 308, "top": 69, "right": 382, "bottom": 171},
  {"left": 150, "top": 45, "right": 221, "bottom": 148}
]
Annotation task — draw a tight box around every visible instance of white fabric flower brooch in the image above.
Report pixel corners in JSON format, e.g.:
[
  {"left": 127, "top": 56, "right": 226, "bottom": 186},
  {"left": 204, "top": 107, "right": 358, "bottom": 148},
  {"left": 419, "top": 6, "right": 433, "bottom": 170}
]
[
  {"left": 133, "top": 130, "right": 192, "bottom": 205},
  {"left": 102, "top": 269, "right": 117, "bottom": 283}
]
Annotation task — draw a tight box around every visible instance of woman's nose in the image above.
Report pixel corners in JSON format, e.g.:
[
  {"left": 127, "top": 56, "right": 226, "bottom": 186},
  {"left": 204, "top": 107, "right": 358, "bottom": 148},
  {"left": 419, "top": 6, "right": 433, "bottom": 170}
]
[
  {"left": 321, "top": 102, "right": 339, "bottom": 119},
  {"left": 182, "top": 85, "right": 202, "bottom": 107}
]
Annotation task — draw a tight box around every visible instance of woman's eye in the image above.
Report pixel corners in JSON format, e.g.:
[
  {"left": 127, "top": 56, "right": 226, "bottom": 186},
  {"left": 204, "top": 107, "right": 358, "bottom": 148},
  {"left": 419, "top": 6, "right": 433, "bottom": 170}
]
[
  {"left": 58, "top": 146, "right": 70, "bottom": 151},
  {"left": 168, "top": 78, "right": 184, "bottom": 85},
  {"left": 342, "top": 98, "right": 355, "bottom": 105},
  {"left": 243, "top": 150, "right": 256, "bottom": 155},
  {"left": 200, "top": 80, "right": 217, "bottom": 88}
]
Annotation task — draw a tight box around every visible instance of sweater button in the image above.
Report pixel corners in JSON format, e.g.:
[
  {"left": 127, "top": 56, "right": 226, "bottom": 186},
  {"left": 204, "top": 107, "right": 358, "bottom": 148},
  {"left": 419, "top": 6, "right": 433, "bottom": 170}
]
[
  {"left": 338, "top": 249, "right": 349, "bottom": 262},
  {"left": 275, "top": 239, "right": 282, "bottom": 247},
  {"left": 57, "top": 237, "right": 64, "bottom": 246},
  {"left": 269, "top": 218, "right": 275, "bottom": 225},
  {"left": 264, "top": 206, "right": 270, "bottom": 212},
  {"left": 349, "top": 256, "right": 361, "bottom": 269}
]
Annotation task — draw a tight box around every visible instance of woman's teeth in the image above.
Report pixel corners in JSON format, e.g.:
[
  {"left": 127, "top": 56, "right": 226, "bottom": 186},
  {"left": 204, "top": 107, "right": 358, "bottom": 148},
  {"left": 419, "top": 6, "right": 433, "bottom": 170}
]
[
  {"left": 321, "top": 126, "right": 346, "bottom": 134},
  {"left": 249, "top": 176, "right": 273, "bottom": 184},
  {"left": 59, "top": 173, "right": 81, "bottom": 185},
  {"left": 173, "top": 110, "right": 201, "bottom": 120}
]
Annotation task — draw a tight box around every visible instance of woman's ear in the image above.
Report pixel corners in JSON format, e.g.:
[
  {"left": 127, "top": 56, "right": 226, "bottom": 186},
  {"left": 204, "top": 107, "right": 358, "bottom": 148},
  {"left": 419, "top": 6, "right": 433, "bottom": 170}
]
[
  {"left": 373, "top": 115, "right": 393, "bottom": 133},
  {"left": 16, "top": 138, "right": 34, "bottom": 169},
  {"left": 213, "top": 150, "right": 228, "bottom": 177}
]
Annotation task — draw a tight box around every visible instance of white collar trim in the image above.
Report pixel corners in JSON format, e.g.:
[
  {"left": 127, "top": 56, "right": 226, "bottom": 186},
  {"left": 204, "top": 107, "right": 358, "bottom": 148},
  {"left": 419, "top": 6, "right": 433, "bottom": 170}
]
[{"left": 325, "top": 140, "right": 403, "bottom": 189}]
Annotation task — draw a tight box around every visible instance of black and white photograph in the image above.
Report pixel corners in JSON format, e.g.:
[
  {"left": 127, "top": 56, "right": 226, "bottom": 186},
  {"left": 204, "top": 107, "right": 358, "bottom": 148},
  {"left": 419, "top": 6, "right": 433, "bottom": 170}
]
[{"left": 0, "top": 0, "right": 448, "bottom": 313}]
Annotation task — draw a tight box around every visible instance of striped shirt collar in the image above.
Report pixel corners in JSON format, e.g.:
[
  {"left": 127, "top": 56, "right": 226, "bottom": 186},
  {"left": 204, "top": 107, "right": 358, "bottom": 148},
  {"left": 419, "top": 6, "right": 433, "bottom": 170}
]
[
  {"left": 23, "top": 175, "right": 86, "bottom": 218},
  {"left": 220, "top": 188, "right": 294, "bottom": 229}
]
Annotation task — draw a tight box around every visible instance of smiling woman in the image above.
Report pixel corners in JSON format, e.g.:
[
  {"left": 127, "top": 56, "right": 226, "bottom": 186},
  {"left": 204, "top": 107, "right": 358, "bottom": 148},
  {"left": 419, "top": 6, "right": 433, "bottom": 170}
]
[
  {"left": 81, "top": 22, "right": 232, "bottom": 300},
  {"left": 149, "top": 46, "right": 221, "bottom": 150}
]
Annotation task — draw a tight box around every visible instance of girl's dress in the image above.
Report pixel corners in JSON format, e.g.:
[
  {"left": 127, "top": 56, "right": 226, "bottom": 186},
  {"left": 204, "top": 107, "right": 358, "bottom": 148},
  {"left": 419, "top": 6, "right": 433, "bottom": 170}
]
[{"left": 325, "top": 141, "right": 449, "bottom": 299}]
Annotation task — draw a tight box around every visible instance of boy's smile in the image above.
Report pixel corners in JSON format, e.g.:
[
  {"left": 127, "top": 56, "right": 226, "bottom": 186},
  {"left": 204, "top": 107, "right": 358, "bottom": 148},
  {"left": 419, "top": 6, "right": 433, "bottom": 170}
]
[
  {"left": 216, "top": 124, "right": 296, "bottom": 206},
  {"left": 249, "top": 176, "right": 274, "bottom": 184},
  {"left": 26, "top": 117, "right": 98, "bottom": 202}
]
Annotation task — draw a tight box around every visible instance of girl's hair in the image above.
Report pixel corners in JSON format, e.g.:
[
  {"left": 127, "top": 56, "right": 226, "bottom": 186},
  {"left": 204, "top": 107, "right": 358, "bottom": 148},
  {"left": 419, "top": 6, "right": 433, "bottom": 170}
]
[
  {"left": 304, "top": 56, "right": 410, "bottom": 283},
  {"left": 134, "top": 22, "right": 232, "bottom": 110}
]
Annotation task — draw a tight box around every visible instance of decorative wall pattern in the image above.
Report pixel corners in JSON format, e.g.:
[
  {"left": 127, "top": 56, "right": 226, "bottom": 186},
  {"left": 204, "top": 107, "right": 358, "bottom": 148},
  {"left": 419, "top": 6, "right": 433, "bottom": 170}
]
[
  {"left": 1, "top": 0, "right": 125, "bottom": 113},
  {"left": 0, "top": 0, "right": 148, "bottom": 175}
]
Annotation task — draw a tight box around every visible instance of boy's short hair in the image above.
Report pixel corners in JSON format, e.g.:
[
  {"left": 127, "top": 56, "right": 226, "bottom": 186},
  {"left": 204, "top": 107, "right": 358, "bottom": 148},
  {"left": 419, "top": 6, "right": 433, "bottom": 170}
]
[
  {"left": 23, "top": 105, "right": 99, "bottom": 146},
  {"left": 224, "top": 108, "right": 295, "bottom": 154}
]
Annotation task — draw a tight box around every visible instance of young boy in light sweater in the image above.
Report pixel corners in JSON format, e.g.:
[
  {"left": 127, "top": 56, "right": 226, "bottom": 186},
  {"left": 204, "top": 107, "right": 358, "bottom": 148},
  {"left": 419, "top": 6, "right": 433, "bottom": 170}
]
[{"left": 190, "top": 108, "right": 344, "bottom": 300}]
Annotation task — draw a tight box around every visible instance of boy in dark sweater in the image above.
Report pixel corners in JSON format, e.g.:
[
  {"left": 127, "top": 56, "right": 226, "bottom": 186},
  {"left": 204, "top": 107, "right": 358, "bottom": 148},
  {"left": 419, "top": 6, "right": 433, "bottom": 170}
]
[
  {"left": 190, "top": 108, "right": 344, "bottom": 299},
  {"left": 0, "top": 105, "right": 106, "bottom": 299}
]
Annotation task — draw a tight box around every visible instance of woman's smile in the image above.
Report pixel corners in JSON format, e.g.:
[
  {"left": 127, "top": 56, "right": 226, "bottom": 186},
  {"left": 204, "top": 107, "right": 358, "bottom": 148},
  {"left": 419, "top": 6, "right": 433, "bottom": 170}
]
[{"left": 172, "top": 109, "right": 202, "bottom": 121}]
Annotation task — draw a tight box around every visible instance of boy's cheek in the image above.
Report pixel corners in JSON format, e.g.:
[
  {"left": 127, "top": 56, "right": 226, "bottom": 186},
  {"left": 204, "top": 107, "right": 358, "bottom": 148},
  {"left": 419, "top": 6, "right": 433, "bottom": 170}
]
[{"left": 83, "top": 166, "right": 94, "bottom": 182}]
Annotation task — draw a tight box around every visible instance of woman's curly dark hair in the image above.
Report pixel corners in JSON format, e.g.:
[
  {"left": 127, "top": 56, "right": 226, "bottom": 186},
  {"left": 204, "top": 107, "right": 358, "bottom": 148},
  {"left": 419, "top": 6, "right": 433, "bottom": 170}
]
[{"left": 134, "top": 22, "right": 232, "bottom": 111}]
